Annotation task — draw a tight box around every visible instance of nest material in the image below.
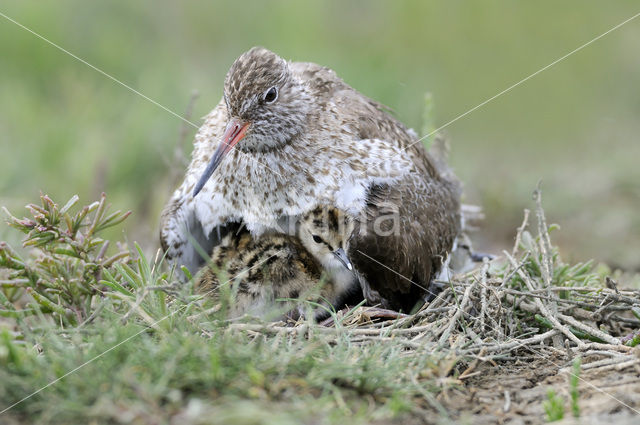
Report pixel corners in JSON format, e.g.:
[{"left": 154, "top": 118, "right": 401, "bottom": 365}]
[{"left": 225, "top": 188, "right": 640, "bottom": 375}]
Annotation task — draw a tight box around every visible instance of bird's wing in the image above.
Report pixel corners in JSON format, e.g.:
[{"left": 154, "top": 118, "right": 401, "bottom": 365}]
[
  {"left": 159, "top": 99, "right": 231, "bottom": 276},
  {"left": 289, "top": 61, "right": 463, "bottom": 311},
  {"left": 348, "top": 172, "right": 461, "bottom": 312}
]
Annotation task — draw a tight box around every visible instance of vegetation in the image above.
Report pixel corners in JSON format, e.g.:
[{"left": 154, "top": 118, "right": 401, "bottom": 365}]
[
  {"left": 1, "top": 193, "right": 638, "bottom": 423},
  {"left": 544, "top": 389, "right": 565, "bottom": 422},
  {"left": 0, "top": 195, "right": 453, "bottom": 424},
  {"left": 0, "top": 194, "right": 131, "bottom": 325},
  {"left": 543, "top": 357, "right": 581, "bottom": 422},
  {"left": 1, "top": 3, "right": 639, "bottom": 422},
  {"left": 570, "top": 357, "right": 581, "bottom": 419}
]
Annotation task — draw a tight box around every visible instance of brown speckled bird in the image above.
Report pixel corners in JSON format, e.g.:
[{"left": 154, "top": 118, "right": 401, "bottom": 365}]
[
  {"left": 195, "top": 206, "right": 358, "bottom": 320},
  {"left": 162, "top": 47, "right": 461, "bottom": 312}
]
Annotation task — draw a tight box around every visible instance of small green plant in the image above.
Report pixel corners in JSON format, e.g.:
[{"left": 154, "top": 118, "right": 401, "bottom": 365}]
[
  {"left": 569, "top": 357, "right": 581, "bottom": 418},
  {"left": 622, "top": 330, "right": 640, "bottom": 347},
  {"left": 544, "top": 389, "right": 565, "bottom": 422},
  {"left": 542, "top": 357, "right": 581, "bottom": 422},
  {"left": 100, "top": 242, "right": 189, "bottom": 330},
  {"left": 622, "top": 309, "right": 640, "bottom": 347},
  {"left": 0, "top": 193, "right": 131, "bottom": 325},
  {"left": 508, "top": 228, "right": 600, "bottom": 291}
]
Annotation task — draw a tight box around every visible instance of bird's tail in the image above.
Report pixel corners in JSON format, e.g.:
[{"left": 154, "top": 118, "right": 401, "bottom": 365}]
[{"left": 428, "top": 132, "right": 491, "bottom": 275}]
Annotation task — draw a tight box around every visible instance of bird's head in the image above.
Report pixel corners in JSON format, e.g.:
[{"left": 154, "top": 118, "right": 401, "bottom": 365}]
[
  {"left": 298, "top": 206, "right": 355, "bottom": 273},
  {"left": 193, "top": 47, "right": 312, "bottom": 196}
]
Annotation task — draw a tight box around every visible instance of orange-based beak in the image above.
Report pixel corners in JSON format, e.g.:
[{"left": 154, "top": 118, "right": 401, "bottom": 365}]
[{"left": 193, "top": 119, "right": 250, "bottom": 197}]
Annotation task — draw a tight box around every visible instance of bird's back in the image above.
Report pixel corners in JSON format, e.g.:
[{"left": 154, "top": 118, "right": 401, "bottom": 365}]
[
  {"left": 290, "top": 60, "right": 440, "bottom": 171},
  {"left": 291, "top": 60, "right": 462, "bottom": 311}
]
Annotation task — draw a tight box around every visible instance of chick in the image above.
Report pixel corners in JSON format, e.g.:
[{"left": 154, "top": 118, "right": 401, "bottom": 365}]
[{"left": 195, "top": 206, "right": 358, "bottom": 320}]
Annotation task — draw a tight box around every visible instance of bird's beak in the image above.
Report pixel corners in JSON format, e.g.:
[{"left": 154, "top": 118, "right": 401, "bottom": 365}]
[
  {"left": 333, "top": 248, "right": 353, "bottom": 271},
  {"left": 193, "top": 118, "right": 250, "bottom": 197}
]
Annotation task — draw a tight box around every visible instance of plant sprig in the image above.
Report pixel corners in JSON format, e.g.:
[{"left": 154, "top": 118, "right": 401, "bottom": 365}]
[{"left": 0, "top": 193, "right": 132, "bottom": 325}]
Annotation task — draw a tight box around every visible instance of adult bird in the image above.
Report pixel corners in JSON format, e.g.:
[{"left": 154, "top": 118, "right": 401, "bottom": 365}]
[{"left": 160, "top": 47, "right": 461, "bottom": 312}]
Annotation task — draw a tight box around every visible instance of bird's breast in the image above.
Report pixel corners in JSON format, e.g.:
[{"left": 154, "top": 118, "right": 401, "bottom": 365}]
[{"left": 191, "top": 137, "right": 414, "bottom": 236}]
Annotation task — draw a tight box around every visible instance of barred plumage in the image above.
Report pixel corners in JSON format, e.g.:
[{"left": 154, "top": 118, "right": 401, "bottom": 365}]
[{"left": 194, "top": 207, "right": 358, "bottom": 320}]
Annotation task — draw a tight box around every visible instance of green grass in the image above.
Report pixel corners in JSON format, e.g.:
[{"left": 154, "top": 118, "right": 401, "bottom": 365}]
[
  {"left": 1, "top": 310, "right": 442, "bottom": 424},
  {"left": 570, "top": 357, "right": 581, "bottom": 419},
  {"left": 0, "top": 194, "right": 450, "bottom": 424},
  {"left": 542, "top": 357, "right": 581, "bottom": 422},
  {"left": 544, "top": 389, "right": 565, "bottom": 422}
]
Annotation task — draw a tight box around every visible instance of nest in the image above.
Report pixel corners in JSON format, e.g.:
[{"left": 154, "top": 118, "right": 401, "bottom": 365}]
[{"left": 225, "top": 189, "right": 640, "bottom": 374}]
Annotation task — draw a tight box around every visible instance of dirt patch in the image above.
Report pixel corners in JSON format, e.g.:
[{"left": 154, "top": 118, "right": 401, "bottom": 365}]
[{"left": 435, "top": 352, "right": 640, "bottom": 424}]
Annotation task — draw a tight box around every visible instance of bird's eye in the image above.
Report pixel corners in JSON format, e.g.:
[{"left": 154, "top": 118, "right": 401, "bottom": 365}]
[
  {"left": 263, "top": 86, "right": 278, "bottom": 103},
  {"left": 312, "top": 235, "right": 323, "bottom": 244}
]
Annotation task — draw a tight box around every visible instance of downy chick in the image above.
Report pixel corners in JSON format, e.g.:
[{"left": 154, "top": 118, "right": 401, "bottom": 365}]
[{"left": 195, "top": 206, "right": 358, "bottom": 320}]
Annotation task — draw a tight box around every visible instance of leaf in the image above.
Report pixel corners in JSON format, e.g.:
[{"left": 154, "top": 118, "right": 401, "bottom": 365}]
[
  {"left": 94, "top": 210, "right": 132, "bottom": 233},
  {"left": 116, "top": 263, "right": 144, "bottom": 290},
  {"left": 135, "top": 243, "right": 152, "bottom": 285},
  {"left": 181, "top": 266, "right": 193, "bottom": 282},
  {"left": 59, "top": 195, "right": 80, "bottom": 215},
  {"left": 87, "top": 194, "right": 106, "bottom": 237},
  {"left": 99, "top": 278, "right": 134, "bottom": 297},
  {"left": 26, "top": 288, "right": 72, "bottom": 322}
]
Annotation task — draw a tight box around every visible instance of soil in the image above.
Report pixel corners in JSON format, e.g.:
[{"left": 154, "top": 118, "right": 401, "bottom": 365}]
[{"left": 423, "top": 351, "right": 640, "bottom": 424}]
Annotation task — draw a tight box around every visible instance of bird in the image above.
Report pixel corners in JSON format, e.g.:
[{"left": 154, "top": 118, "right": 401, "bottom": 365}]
[
  {"left": 194, "top": 206, "right": 359, "bottom": 320},
  {"left": 161, "top": 47, "right": 461, "bottom": 312}
]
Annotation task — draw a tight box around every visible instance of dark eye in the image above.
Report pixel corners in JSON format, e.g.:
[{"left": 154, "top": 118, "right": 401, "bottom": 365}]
[
  {"left": 312, "top": 235, "right": 323, "bottom": 244},
  {"left": 263, "top": 86, "right": 278, "bottom": 103}
]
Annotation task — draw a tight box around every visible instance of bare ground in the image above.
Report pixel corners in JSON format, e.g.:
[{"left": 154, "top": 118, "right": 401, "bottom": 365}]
[{"left": 441, "top": 353, "right": 640, "bottom": 424}]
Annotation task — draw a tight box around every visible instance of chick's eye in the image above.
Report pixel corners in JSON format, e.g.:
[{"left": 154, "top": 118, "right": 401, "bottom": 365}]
[
  {"left": 312, "top": 235, "right": 323, "bottom": 244},
  {"left": 263, "top": 86, "right": 278, "bottom": 103}
]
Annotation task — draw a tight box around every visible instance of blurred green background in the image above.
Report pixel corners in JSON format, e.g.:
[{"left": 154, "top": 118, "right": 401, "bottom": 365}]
[{"left": 1, "top": 1, "right": 639, "bottom": 270}]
